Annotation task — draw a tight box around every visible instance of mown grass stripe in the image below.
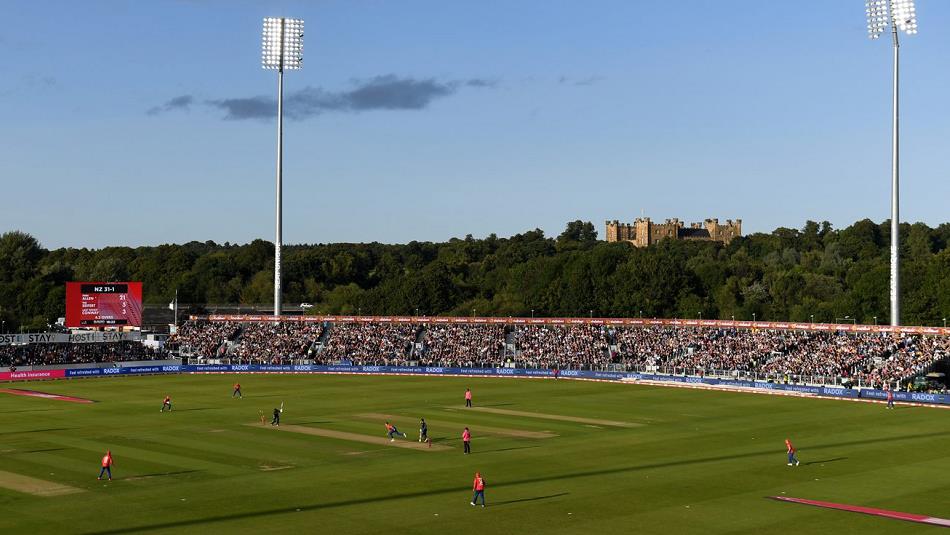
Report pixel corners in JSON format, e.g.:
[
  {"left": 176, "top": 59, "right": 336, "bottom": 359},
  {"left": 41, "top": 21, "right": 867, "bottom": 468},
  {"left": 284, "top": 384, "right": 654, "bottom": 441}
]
[
  {"left": 463, "top": 406, "right": 641, "bottom": 427},
  {"left": 355, "top": 413, "right": 557, "bottom": 439},
  {"left": 0, "top": 470, "right": 83, "bottom": 496},
  {"left": 36, "top": 434, "right": 239, "bottom": 476},
  {"left": 245, "top": 424, "right": 452, "bottom": 451}
]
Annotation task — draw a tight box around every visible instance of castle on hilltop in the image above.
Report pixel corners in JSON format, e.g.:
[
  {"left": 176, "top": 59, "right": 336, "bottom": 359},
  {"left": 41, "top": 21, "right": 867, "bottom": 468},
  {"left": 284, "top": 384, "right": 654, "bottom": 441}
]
[{"left": 605, "top": 217, "right": 742, "bottom": 247}]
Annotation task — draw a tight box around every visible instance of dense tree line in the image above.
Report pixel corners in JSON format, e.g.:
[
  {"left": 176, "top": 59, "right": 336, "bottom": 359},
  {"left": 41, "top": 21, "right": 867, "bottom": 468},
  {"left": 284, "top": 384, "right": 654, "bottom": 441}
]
[{"left": 1, "top": 218, "right": 949, "bottom": 331}]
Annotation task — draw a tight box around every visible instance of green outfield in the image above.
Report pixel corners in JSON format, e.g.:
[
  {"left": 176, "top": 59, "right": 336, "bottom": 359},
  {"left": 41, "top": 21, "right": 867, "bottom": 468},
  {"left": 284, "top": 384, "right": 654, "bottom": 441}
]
[{"left": 1, "top": 375, "right": 948, "bottom": 534}]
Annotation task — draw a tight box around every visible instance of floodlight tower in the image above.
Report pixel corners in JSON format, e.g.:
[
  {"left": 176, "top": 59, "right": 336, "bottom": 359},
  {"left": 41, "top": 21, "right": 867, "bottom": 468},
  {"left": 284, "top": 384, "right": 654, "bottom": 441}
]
[
  {"left": 262, "top": 17, "right": 304, "bottom": 316},
  {"left": 865, "top": 0, "right": 916, "bottom": 327}
]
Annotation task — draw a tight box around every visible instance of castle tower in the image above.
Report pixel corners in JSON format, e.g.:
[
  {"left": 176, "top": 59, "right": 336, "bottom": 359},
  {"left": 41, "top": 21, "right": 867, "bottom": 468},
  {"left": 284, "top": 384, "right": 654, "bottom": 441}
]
[
  {"left": 634, "top": 217, "right": 651, "bottom": 247},
  {"left": 605, "top": 220, "right": 619, "bottom": 242}
]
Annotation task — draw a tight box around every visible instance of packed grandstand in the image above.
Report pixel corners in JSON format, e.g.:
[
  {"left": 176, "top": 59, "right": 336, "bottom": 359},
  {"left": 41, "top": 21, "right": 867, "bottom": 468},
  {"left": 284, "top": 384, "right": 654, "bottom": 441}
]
[
  {"left": 6, "top": 318, "right": 945, "bottom": 391},
  {"left": 0, "top": 341, "right": 165, "bottom": 368}
]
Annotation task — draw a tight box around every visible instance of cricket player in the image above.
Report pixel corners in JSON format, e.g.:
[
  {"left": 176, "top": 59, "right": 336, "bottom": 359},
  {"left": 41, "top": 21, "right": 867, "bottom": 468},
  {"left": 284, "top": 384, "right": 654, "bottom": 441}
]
[
  {"left": 465, "top": 388, "right": 473, "bottom": 408},
  {"left": 271, "top": 407, "right": 281, "bottom": 426},
  {"left": 385, "top": 422, "right": 406, "bottom": 441},
  {"left": 160, "top": 395, "right": 172, "bottom": 412},
  {"left": 98, "top": 450, "right": 113, "bottom": 481},
  {"left": 471, "top": 472, "right": 486, "bottom": 507},
  {"left": 886, "top": 388, "right": 895, "bottom": 409},
  {"left": 785, "top": 438, "right": 800, "bottom": 466},
  {"left": 419, "top": 418, "right": 428, "bottom": 443},
  {"left": 462, "top": 427, "right": 472, "bottom": 454},
  {"left": 233, "top": 383, "right": 242, "bottom": 398}
]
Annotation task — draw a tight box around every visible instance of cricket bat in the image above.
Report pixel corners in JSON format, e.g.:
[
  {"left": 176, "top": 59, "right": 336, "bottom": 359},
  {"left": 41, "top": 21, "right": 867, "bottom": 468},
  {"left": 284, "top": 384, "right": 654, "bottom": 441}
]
[{"left": 280, "top": 401, "right": 284, "bottom": 413}]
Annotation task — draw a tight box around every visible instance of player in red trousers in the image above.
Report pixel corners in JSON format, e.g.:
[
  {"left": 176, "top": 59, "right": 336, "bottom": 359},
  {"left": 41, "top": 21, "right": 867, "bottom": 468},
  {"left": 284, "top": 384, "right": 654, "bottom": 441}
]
[
  {"left": 98, "top": 450, "right": 113, "bottom": 480},
  {"left": 471, "top": 472, "right": 486, "bottom": 507}
]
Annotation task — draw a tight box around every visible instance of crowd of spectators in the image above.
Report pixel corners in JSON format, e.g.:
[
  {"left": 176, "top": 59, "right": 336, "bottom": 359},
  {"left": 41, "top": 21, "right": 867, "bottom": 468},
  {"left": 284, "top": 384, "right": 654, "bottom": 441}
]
[
  {"left": 231, "top": 322, "right": 325, "bottom": 364},
  {"left": 169, "top": 321, "right": 241, "bottom": 358},
  {"left": 419, "top": 324, "right": 507, "bottom": 367},
  {"left": 759, "top": 332, "right": 894, "bottom": 383},
  {"left": 612, "top": 327, "right": 949, "bottom": 387},
  {"left": 319, "top": 322, "right": 419, "bottom": 365},
  {"left": 191, "top": 321, "right": 944, "bottom": 385},
  {"left": 10, "top": 320, "right": 945, "bottom": 387},
  {"left": 613, "top": 327, "right": 799, "bottom": 373},
  {"left": 860, "top": 335, "right": 950, "bottom": 388},
  {"left": 513, "top": 325, "right": 610, "bottom": 370},
  {"left": 0, "top": 341, "right": 166, "bottom": 367}
]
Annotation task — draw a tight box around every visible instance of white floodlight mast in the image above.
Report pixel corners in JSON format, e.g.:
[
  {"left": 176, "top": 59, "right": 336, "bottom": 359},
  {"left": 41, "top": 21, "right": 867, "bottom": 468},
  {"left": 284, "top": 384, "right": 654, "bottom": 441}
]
[
  {"left": 865, "top": 0, "right": 916, "bottom": 327},
  {"left": 262, "top": 17, "right": 303, "bottom": 316}
]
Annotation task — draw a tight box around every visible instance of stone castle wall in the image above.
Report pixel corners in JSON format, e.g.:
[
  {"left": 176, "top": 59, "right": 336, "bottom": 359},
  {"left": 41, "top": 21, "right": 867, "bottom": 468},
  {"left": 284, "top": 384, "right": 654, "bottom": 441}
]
[{"left": 605, "top": 217, "right": 741, "bottom": 247}]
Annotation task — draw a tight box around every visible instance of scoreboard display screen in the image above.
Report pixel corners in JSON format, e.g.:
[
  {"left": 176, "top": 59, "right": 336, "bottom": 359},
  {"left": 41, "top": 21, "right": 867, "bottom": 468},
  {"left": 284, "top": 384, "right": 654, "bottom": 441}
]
[{"left": 65, "top": 282, "right": 143, "bottom": 327}]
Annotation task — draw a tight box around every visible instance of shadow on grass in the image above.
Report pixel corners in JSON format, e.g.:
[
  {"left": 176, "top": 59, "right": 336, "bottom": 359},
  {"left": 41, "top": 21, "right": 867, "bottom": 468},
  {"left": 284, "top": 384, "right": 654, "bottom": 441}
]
[
  {"left": 130, "top": 469, "right": 202, "bottom": 479},
  {"left": 82, "top": 429, "right": 950, "bottom": 535},
  {"left": 174, "top": 408, "right": 221, "bottom": 412},
  {"left": 478, "top": 445, "right": 541, "bottom": 454},
  {"left": 489, "top": 492, "right": 569, "bottom": 507},
  {"left": 287, "top": 421, "right": 333, "bottom": 426},
  {"left": 0, "top": 427, "right": 77, "bottom": 435},
  {"left": 21, "top": 447, "right": 69, "bottom": 454},
  {"left": 804, "top": 457, "right": 847, "bottom": 466},
  {"left": 0, "top": 408, "right": 65, "bottom": 414}
]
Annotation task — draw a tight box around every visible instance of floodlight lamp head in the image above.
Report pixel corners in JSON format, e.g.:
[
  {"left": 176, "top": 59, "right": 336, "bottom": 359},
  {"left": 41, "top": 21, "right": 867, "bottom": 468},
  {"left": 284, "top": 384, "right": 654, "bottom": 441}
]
[
  {"left": 261, "top": 17, "right": 304, "bottom": 71},
  {"left": 865, "top": 0, "right": 889, "bottom": 39},
  {"left": 890, "top": 0, "right": 918, "bottom": 35}
]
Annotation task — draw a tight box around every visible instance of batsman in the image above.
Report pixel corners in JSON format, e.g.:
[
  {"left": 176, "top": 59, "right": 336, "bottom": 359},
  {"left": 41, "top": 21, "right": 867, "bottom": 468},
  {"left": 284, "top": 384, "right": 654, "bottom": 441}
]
[{"left": 272, "top": 402, "right": 283, "bottom": 426}]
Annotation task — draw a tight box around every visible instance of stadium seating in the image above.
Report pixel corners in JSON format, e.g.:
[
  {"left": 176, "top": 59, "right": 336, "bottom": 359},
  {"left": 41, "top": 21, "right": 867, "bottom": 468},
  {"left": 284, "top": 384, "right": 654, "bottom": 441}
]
[
  {"left": 7, "top": 320, "right": 947, "bottom": 388},
  {"left": 169, "top": 320, "right": 241, "bottom": 358},
  {"left": 167, "top": 320, "right": 950, "bottom": 387},
  {"left": 419, "top": 324, "right": 506, "bottom": 367},
  {"left": 320, "top": 322, "right": 419, "bottom": 365},
  {"left": 0, "top": 341, "right": 166, "bottom": 367}
]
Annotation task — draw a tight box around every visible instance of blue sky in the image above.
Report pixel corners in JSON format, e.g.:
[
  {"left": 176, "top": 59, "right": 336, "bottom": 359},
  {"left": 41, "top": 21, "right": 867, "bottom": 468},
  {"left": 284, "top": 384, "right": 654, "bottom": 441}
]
[{"left": 1, "top": 0, "right": 947, "bottom": 249}]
